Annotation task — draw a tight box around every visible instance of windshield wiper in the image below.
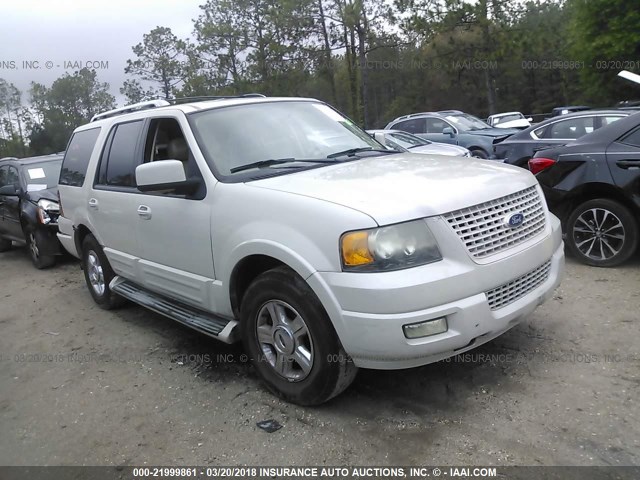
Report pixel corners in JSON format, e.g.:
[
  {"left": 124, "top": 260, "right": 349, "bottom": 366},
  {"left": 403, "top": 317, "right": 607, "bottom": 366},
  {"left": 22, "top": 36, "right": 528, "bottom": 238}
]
[
  {"left": 230, "top": 158, "right": 335, "bottom": 174},
  {"left": 326, "top": 147, "right": 398, "bottom": 158}
]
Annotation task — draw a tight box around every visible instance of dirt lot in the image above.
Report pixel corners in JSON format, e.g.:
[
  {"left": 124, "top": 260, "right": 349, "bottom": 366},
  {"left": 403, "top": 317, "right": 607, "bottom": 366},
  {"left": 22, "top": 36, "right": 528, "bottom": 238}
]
[{"left": 0, "top": 246, "right": 638, "bottom": 467}]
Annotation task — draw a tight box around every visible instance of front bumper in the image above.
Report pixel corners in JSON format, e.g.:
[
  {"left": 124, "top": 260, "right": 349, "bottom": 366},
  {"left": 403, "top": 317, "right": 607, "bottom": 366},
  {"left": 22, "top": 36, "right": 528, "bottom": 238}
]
[{"left": 308, "top": 215, "right": 564, "bottom": 369}]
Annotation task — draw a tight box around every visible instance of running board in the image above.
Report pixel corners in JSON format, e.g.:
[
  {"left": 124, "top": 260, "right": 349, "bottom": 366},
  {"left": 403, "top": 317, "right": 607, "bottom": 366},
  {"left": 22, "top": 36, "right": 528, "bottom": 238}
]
[{"left": 110, "top": 277, "right": 238, "bottom": 343}]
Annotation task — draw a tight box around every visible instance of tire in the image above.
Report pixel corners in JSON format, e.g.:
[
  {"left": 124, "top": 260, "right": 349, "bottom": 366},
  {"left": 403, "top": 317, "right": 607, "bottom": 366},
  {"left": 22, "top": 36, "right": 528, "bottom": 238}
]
[
  {"left": 81, "top": 234, "right": 125, "bottom": 309},
  {"left": 240, "top": 266, "right": 358, "bottom": 406},
  {"left": 565, "top": 198, "right": 638, "bottom": 267},
  {"left": 0, "top": 238, "right": 11, "bottom": 252},
  {"left": 470, "top": 148, "right": 488, "bottom": 159},
  {"left": 26, "top": 229, "right": 56, "bottom": 269}
]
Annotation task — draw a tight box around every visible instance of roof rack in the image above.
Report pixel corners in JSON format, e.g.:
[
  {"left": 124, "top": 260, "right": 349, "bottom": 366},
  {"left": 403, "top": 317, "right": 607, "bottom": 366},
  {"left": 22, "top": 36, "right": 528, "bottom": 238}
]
[
  {"left": 90, "top": 94, "right": 267, "bottom": 123},
  {"left": 168, "top": 93, "right": 266, "bottom": 105},
  {"left": 91, "top": 100, "right": 170, "bottom": 122}
]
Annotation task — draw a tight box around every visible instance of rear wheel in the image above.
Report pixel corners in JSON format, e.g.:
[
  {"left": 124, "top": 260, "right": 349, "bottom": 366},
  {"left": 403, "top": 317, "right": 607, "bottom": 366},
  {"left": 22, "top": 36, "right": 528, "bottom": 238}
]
[
  {"left": 0, "top": 238, "right": 11, "bottom": 252},
  {"left": 565, "top": 198, "right": 638, "bottom": 267},
  {"left": 82, "top": 234, "right": 125, "bottom": 309},
  {"left": 241, "top": 266, "right": 358, "bottom": 405},
  {"left": 26, "top": 230, "right": 56, "bottom": 269}
]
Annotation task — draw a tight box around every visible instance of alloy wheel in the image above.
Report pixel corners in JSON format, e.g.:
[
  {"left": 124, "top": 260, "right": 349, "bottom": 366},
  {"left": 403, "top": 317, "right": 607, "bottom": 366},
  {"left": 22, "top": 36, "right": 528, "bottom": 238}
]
[
  {"left": 573, "top": 208, "right": 625, "bottom": 261},
  {"left": 87, "top": 250, "right": 106, "bottom": 296},
  {"left": 256, "top": 300, "right": 314, "bottom": 382}
]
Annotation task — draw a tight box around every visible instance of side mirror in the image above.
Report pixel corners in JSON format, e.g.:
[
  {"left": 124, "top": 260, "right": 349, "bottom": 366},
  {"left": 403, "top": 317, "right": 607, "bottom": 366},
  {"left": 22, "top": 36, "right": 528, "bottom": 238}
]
[
  {"left": 0, "top": 184, "right": 19, "bottom": 196},
  {"left": 135, "top": 160, "right": 199, "bottom": 195},
  {"left": 442, "top": 127, "right": 455, "bottom": 137}
]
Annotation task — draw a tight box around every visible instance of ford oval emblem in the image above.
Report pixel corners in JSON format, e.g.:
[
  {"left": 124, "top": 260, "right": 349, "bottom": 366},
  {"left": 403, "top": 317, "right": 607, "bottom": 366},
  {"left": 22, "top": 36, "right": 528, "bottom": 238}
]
[{"left": 505, "top": 212, "right": 525, "bottom": 228}]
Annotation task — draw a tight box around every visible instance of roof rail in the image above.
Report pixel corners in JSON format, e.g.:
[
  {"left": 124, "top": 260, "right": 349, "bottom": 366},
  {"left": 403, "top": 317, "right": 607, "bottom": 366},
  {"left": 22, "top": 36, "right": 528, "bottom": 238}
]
[
  {"left": 90, "top": 100, "right": 171, "bottom": 123},
  {"left": 167, "top": 93, "right": 266, "bottom": 105}
]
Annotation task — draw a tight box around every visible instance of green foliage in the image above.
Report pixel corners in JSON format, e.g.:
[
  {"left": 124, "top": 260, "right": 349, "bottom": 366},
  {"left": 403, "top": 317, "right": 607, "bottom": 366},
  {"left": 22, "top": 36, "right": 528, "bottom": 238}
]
[
  {"left": 28, "top": 68, "right": 115, "bottom": 154},
  {"left": 567, "top": 0, "right": 640, "bottom": 103}
]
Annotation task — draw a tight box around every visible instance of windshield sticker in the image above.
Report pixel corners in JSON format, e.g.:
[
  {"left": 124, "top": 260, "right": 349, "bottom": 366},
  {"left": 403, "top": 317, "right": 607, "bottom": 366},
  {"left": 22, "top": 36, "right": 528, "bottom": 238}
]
[
  {"left": 28, "top": 168, "right": 46, "bottom": 179},
  {"left": 27, "top": 184, "right": 48, "bottom": 192}
]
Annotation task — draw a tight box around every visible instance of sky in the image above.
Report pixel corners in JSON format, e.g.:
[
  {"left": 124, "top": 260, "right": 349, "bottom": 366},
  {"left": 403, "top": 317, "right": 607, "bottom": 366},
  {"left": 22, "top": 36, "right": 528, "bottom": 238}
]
[{"left": 0, "top": 0, "right": 202, "bottom": 105}]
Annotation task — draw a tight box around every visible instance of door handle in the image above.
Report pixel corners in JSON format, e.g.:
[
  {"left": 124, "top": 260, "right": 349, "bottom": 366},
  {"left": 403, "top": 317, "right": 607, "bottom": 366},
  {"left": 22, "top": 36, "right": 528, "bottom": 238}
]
[
  {"left": 88, "top": 198, "right": 98, "bottom": 209},
  {"left": 137, "top": 205, "right": 152, "bottom": 219},
  {"left": 616, "top": 160, "right": 640, "bottom": 169}
]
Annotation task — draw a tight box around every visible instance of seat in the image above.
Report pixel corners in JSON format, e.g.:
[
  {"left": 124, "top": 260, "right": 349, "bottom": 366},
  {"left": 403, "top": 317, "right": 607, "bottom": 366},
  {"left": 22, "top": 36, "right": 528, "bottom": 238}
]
[{"left": 167, "top": 138, "right": 189, "bottom": 162}]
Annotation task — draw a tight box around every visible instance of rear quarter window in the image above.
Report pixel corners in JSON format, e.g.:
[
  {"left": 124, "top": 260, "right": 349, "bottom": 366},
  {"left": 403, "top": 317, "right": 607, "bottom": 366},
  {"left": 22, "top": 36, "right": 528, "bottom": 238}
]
[{"left": 60, "top": 127, "right": 101, "bottom": 187}]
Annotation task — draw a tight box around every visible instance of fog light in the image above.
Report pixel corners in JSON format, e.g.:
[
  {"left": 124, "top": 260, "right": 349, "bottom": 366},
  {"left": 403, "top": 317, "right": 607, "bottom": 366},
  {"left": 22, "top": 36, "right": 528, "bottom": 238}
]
[{"left": 403, "top": 317, "right": 448, "bottom": 339}]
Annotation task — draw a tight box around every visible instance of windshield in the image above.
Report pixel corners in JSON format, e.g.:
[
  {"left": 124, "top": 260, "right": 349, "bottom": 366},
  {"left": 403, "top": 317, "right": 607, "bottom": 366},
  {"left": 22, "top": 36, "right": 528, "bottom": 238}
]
[
  {"left": 22, "top": 160, "right": 62, "bottom": 191},
  {"left": 190, "top": 101, "right": 381, "bottom": 178},
  {"left": 445, "top": 114, "right": 492, "bottom": 131},
  {"left": 388, "top": 132, "right": 429, "bottom": 148}
]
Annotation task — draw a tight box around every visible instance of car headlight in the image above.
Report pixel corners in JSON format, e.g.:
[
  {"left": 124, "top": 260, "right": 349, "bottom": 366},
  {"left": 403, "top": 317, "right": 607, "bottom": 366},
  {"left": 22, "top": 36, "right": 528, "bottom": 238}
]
[
  {"left": 37, "top": 199, "right": 59, "bottom": 225},
  {"left": 340, "top": 219, "right": 442, "bottom": 272}
]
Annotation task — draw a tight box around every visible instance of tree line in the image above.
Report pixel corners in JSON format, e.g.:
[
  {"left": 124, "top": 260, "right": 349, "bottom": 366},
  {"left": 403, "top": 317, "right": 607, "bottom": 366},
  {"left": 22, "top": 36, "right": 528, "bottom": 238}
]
[{"left": 1, "top": 0, "right": 638, "bottom": 158}]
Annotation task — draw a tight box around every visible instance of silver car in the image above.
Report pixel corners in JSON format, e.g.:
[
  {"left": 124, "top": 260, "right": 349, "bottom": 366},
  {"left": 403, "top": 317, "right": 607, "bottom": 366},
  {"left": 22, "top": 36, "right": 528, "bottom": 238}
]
[{"left": 368, "top": 129, "right": 471, "bottom": 157}]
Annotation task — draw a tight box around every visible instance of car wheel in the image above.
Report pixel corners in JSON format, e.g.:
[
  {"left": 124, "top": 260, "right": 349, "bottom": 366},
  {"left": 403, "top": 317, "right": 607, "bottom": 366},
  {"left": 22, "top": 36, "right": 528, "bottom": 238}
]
[
  {"left": 565, "top": 198, "right": 638, "bottom": 267},
  {"left": 26, "top": 230, "right": 56, "bottom": 269},
  {"left": 470, "top": 149, "right": 488, "bottom": 159},
  {"left": 0, "top": 238, "right": 11, "bottom": 252},
  {"left": 82, "top": 234, "right": 125, "bottom": 309},
  {"left": 241, "top": 266, "right": 358, "bottom": 406}
]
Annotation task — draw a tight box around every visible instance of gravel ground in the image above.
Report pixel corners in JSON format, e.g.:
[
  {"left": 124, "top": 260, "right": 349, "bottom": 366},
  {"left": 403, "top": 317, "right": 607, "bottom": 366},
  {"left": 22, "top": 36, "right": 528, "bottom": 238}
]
[{"left": 0, "top": 246, "right": 638, "bottom": 467}]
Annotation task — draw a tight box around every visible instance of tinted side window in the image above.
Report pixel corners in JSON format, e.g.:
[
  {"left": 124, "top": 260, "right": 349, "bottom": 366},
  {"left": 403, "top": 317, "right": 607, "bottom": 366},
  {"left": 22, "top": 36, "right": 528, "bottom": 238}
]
[
  {"left": 393, "top": 118, "right": 425, "bottom": 134},
  {"left": 542, "top": 117, "right": 595, "bottom": 139},
  {"left": 0, "top": 165, "right": 20, "bottom": 188},
  {"left": 105, "top": 121, "right": 143, "bottom": 187},
  {"left": 620, "top": 127, "right": 640, "bottom": 147},
  {"left": 0, "top": 166, "right": 8, "bottom": 187},
  {"left": 60, "top": 127, "right": 101, "bottom": 187},
  {"left": 426, "top": 117, "right": 449, "bottom": 133}
]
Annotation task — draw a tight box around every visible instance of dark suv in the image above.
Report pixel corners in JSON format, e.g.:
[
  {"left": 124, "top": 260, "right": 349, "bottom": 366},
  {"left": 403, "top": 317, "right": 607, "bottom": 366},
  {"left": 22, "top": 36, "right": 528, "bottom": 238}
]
[
  {"left": 530, "top": 112, "right": 640, "bottom": 267},
  {"left": 0, "top": 154, "right": 64, "bottom": 268},
  {"left": 385, "top": 110, "right": 518, "bottom": 159}
]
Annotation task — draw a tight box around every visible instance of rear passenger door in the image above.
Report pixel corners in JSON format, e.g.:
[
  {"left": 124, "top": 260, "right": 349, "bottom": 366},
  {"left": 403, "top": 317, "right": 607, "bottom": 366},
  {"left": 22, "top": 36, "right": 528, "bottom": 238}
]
[
  {"left": 606, "top": 125, "right": 640, "bottom": 194},
  {"left": 90, "top": 120, "right": 145, "bottom": 272}
]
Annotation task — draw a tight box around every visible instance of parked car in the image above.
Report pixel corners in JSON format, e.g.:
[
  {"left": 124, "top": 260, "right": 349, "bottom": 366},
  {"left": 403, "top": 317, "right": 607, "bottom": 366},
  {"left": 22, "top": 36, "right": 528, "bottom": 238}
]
[
  {"left": 494, "top": 110, "right": 632, "bottom": 167},
  {"left": 530, "top": 112, "right": 640, "bottom": 267},
  {"left": 487, "top": 112, "right": 532, "bottom": 129},
  {"left": 367, "top": 129, "right": 471, "bottom": 157},
  {"left": 551, "top": 106, "right": 591, "bottom": 116},
  {"left": 385, "top": 110, "right": 518, "bottom": 159},
  {"left": 57, "top": 97, "right": 563, "bottom": 405},
  {"left": 0, "top": 153, "right": 64, "bottom": 268}
]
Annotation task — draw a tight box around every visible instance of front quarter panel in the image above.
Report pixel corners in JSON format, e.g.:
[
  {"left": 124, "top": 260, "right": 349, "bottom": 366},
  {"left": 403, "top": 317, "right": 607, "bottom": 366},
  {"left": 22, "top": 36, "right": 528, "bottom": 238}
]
[{"left": 210, "top": 181, "right": 378, "bottom": 316}]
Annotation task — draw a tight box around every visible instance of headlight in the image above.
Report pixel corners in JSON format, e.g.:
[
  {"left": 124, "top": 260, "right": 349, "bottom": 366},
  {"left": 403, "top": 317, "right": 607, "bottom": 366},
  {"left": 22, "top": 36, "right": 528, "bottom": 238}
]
[
  {"left": 340, "top": 219, "right": 442, "bottom": 272},
  {"left": 37, "top": 199, "right": 59, "bottom": 225}
]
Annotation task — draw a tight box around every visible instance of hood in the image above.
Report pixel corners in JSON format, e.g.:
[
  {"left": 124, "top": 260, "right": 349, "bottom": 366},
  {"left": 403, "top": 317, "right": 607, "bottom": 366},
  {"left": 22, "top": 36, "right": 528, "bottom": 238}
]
[
  {"left": 468, "top": 127, "right": 520, "bottom": 137},
  {"left": 248, "top": 153, "right": 537, "bottom": 225},
  {"left": 410, "top": 143, "right": 469, "bottom": 156},
  {"left": 25, "top": 186, "right": 58, "bottom": 203}
]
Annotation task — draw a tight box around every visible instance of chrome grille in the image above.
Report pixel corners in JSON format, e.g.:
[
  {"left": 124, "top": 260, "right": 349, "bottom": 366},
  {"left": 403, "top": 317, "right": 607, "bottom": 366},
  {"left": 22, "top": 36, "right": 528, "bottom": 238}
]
[
  {"left": 444, "top": 186, "right": 546, "bottom": 259},
  {"left": 486, "top": 260, "right": 552, "bottom": 310}
]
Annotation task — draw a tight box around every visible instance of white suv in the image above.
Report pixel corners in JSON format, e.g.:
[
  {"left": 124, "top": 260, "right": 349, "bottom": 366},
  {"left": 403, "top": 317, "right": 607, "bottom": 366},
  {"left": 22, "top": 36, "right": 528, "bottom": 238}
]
[{"left": 57, "top": 96, "right": 564, "bottom": 405}]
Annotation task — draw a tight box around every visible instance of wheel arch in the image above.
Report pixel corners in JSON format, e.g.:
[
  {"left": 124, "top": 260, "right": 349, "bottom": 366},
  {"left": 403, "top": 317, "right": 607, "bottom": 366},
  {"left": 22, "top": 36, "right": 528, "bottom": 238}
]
[
  {"left": 74, "top": 224, "right": 94, "bottom": 255},
  {"left": 559, "top": 182, "right": 639, "bottom": 226}
]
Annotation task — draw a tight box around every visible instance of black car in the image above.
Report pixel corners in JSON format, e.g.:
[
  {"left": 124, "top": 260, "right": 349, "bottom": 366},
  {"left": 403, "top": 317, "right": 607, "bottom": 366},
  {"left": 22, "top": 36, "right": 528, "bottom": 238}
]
[
  {"left": 494, "top": 110, "right": 632, "bottom": 167},
  {"left": 0, "top": 154, "right": 64, "bottom": 268},
  {"left": 530, "top": 113, "right": 640, "bottom": 267}
]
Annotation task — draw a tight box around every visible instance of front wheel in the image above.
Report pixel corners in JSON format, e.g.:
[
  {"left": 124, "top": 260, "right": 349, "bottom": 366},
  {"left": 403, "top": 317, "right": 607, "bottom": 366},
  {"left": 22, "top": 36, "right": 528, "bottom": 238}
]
[
  {"left": 82, "top": 234, "right": 125, "bottom": 309},
  {"left": 241, "top": 266, "right": 358, "bottom": 406},
  {"left": 26, "top": 230, "right": 56, "bottom": 269},
  {"left": 470, "top": 148, "right": 488, "bottom": 159},
  {"left": 565, "top": 198, "right": 638, "bottom": 267}
]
